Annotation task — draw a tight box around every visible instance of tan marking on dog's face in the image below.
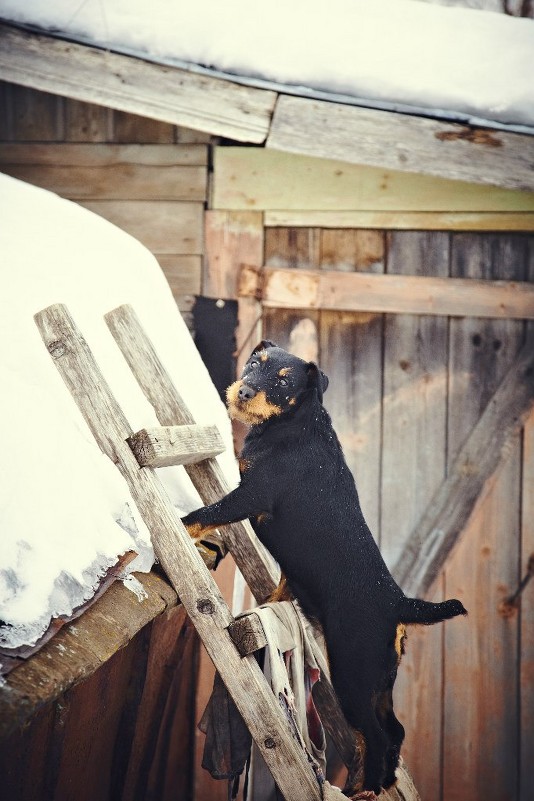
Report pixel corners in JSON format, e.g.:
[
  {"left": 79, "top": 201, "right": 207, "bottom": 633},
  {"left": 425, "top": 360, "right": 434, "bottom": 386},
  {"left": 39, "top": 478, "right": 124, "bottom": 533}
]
[
  {"left": 226, "top": 380, "right": 282, "bottom": 425},
  {"left": 278, "top": 367, "right": 291, "bottom": 377},
  {"left": 288, "top": 397, "right": 296, "bottom": 406},
  {"left": 260, "top": 351, "right": 268, "bottom": 362}
]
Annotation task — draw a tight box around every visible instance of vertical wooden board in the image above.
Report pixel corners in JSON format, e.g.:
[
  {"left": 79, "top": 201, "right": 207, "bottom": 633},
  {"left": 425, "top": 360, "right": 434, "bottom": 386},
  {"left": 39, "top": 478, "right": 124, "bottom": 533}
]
[
  {"left": 447, "top": 233, "right": 531, "bottom": 462},
  {"left": 113, "top": 109, "right": 175, "bottom": 143},
  {"left": 134, "top": 609, "right": 198, "bottom": 801},
  {"left": 7, "top": 84, "right": 64, "bottom": 141},
  {"left": 0, "top": 702, "right": 56, "bottom": 800},
  {"left": 318, "top": 230, "right": 385, "bottom": 534},
  {"left": 443, "top": 232, "right": 529, "bottom": 801},
  {"left": 380, "top": 231, "right": 449, "bottom": 801},
  {"left": 393, "top": 580, "right": 445, "bottom": 801},
  {"left": 263, "top": 227, "right": 321, "bottom": 359},
  {"left": 381, "top": 231, "right": 450, "bottom": 565},
  {"left": 204, "top": 210, "right": 264, "bottom": 299},
  {"left": 203, "top": 210, "right": 264, "bottom": 376},
  {"left": 0, "top": 81, "right": 14, "bottom": 139},
  {"left": 264, "top": 227, "right": 321, "bottom": 270},
  {"left": 443, "top": 449, "right": 520, "bottom": 801},
  {"left": 520, "top": 408, "right": 534, "bottom": 801},
  {"left": 121, "top": 607, "right": 193, "bottom": 800},
  {"left": 64, "top": 99, "right": 112, "bottom": 142}
]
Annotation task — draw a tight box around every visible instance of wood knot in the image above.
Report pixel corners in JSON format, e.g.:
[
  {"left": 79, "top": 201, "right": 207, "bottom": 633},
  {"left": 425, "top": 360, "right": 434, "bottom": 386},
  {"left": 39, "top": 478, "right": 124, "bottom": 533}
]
[
  {"left": 47, "top": 340, "right": 67, "bottom": 359},
  {"left": 196, "top": 598, "right": 215, "bottom": 615},
  {"left": 263, "top": 737, "right": 276, "bottom": 749}
]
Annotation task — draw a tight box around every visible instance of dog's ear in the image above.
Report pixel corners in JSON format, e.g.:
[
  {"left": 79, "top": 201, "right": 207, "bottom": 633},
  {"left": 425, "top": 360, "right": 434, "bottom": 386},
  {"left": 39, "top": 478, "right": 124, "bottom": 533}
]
[
  {"left": 250, "top": 339, "right": 276, "bottom": 357},
  {"left": 306, "top": 363, "right": 329, "bottom": 402}
]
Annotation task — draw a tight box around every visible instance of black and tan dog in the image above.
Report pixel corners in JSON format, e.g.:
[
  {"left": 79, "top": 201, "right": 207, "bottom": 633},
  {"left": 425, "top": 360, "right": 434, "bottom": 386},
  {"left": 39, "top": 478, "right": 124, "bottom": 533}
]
[{"left": 182, "top": 341, "right": 467, "bottom": 795}]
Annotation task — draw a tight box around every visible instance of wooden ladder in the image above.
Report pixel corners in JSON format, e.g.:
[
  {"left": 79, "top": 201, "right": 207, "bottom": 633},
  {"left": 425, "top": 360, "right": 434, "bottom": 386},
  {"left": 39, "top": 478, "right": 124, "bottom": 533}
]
[{"left": 34, "top": 303, "right": 416, "bottom": 801}]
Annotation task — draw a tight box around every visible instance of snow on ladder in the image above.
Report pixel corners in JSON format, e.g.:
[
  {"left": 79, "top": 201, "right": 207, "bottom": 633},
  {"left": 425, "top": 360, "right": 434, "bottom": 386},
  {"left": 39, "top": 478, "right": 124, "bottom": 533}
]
[{"left": 35, "top": 303, "right": 416, "bottom": 801}]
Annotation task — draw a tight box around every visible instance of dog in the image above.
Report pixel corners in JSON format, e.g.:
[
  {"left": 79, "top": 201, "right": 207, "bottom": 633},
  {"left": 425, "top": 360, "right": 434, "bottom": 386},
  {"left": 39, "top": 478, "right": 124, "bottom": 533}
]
[{"left": 182, "top": 341, "right": 467, "bottom": 795}]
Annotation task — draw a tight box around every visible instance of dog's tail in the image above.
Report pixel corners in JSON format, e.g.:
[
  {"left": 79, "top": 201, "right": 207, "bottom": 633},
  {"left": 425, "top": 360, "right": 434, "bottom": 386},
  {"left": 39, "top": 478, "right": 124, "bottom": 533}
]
[{"left": 398, "top": 596, "right": 467, "bottom": 625}]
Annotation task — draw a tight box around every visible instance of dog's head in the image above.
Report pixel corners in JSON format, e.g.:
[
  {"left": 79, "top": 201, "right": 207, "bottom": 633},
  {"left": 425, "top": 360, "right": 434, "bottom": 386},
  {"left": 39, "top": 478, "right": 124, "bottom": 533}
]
[{"left": 226, "top": 340, "right": 329, "bottom": 425}]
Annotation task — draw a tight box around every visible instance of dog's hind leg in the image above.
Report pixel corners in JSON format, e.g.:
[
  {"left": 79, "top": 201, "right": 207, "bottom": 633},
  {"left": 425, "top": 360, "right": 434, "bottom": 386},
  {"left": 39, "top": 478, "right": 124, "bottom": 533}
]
[{"left": 375, "top": 684, "right": 404, "bottom": 788}]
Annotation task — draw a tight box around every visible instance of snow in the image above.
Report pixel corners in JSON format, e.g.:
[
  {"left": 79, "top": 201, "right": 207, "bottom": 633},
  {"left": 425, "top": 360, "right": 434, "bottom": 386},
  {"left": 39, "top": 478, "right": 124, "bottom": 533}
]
[
  {"left": 0, "top": 174, "right": 238, "bottom": 650},
  {"left": 0, "top": 0, "right": 533, "bottom": 129}
]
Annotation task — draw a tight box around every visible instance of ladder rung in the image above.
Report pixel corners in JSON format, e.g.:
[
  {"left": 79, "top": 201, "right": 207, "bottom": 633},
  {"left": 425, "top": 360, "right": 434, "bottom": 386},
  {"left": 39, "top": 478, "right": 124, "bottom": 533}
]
[{"left": 128, "top": 424, "right": 225, "bottom": 467}]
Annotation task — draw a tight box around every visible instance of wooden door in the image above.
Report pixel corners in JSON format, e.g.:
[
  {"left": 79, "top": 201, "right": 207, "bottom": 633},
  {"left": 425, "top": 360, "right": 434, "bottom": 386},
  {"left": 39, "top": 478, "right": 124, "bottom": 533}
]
[{"left": 257, "top": 227, "right": 534, "bottom": 801}]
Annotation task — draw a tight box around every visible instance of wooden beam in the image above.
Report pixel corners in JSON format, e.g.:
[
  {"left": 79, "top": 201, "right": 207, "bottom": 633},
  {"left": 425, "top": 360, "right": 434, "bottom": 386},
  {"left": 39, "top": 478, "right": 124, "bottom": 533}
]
[
  {"left": 393, "top": 334, "right": 534, "bottom": 597},
  {"left": 0, "top": 23, "right": 276, "bottom": 142},
  {"left": 267, "top": 95, "right": 534, "bottom": 192},
  {"left": 128, "top": 424, "right": 225, "bottom": 468},
  {"left": 239, "top": 264, "right": 534, "bottom": 320},
  {"left": 34, "top": 303, "right": 326, "bottom": 801},
  {"left": 0, "top": 143, "right": 208, "bottom": 201},
  {"left": 264, "top": 210, "right": 534, "bottom": 231},
  {"left": 213, "top": 147, "right": 534, "bottom": 213}
]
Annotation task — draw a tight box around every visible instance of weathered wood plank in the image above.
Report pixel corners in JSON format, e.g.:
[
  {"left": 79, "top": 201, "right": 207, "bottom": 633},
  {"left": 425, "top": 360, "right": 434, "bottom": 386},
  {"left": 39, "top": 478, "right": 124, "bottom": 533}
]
[
  {"left": 203, "top": 210, "right": 264, "bottom": 378},
  {"left": 265, "top": 210, "right": 534, "bottom": 231},
  {"left": 393, "top": 330, "right": 534, "bottom": 597},
  {"left": 79, "top": 200, "right": 203, "bottom": 254},
  {"left": 3, "top": 82, "right": 64, "bottom": 141},
  {"left": 128, "top": 424, "right": 225, "bottom": 467},
  {"left": 240, "top": 264, "right": 534, "bottom": 319},
  {"left": 156, "top": 254, "right": 202, "bottom": 297},
  {"left": 0, "top": 143, "right": 208, "bottom": 200},
  {"left": 0, "top": 572, "right": 177, "bottom": 740},
  {"left": 380, "top": 232, "right": 449, "bottom": 567},
  {"left": 443, "top": 456, "right": 520, "bottom": 801},
  {"left": 442, "top": 232, "right": 528, "bottom": 801},
  {"left": 379, "top": 233, "right": 449, "bottom": 798},
  {"left": 318, "top": 229, "right": 385, "bottom": 535},
  {"left": 0, "top": 23, "right": 276, "bottom": 143},
  {"left": 64, "top": 98, "right": 113, "bottom": 142},
  {"left": 213, "top": 147, "right": 534, "bottom": 212},
  {"left": 267, "top": 95, "right": 534, "bottom": 191},
  {"left": 34, "top": 303, "right": 326, "bottom": 801},
  {"left": 520, "top": 408, "right": 534, "bottom": 801}
]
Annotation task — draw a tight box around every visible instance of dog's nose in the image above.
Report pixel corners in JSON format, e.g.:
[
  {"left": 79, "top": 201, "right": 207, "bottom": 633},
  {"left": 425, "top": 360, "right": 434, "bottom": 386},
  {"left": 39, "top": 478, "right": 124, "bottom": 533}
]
[{"left": 238, "top": 384, "right": 257, "bottom": 401}]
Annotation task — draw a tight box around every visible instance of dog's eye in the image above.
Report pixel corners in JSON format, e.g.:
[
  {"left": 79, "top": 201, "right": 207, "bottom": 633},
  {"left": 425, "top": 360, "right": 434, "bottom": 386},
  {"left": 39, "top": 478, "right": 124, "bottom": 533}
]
[
  {"left": 279, "top": 378, "right": 288, "bottom": 387},
  {"left": 249, "top": 360, "right": 259, "bottom": 368}
]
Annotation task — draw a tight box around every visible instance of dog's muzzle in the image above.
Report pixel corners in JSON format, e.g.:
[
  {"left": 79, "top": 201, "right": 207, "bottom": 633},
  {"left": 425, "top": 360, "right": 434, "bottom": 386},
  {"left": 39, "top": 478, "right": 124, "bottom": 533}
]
[{"left": 238, "top": 384, "right": 257, "bottom": 401}]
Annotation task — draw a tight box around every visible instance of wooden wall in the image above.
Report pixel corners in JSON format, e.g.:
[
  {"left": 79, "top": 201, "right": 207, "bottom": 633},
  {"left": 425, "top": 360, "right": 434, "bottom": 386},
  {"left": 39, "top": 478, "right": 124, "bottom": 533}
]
[
  {"left": 261, "top": 226, "right": 534, "bottom": 801},
  {"left": 0, "top": 576, "right": 199, "bottom": 801},
  {"left": 0, "top": 80, "right": 213, "bottom": 327}
]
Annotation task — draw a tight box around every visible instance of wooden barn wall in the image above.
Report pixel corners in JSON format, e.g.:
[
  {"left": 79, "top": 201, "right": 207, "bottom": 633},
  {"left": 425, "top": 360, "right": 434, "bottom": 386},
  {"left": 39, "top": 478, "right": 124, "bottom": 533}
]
[
  {"left": 0, "top": 80, "right": 213, "bottom": 328},
  {"left": 262, "top": 227, "right": 534, "bottom": 801},
  {"left": 0, "top": 603, "right": 199, "bottom": 801}
]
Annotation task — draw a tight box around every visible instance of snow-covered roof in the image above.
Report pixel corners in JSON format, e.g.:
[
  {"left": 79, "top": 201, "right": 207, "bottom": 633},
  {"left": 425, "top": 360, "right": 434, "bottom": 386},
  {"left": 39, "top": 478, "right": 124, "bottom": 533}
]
[
  {"left": 1, "top": 0, "right": 533, "bottom": 132},
  {"left": 0, "top": 173, "right": 237, "bottom": 656}
]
